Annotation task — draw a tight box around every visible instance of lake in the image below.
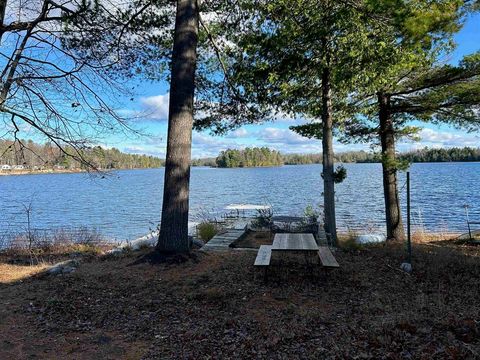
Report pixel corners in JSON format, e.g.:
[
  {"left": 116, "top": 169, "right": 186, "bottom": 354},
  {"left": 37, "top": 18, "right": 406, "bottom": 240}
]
[{"left": 1, "top": 163, "right": 479, "bottom": 243}]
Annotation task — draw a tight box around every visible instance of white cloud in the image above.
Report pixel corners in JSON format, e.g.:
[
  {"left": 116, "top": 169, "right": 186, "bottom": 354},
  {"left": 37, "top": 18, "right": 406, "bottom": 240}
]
[
  {"left": 258, "top": 127, "right": 312, "bottom": 145},
  {"left": 225, "top": 128, "right": 249, "bottom": 138},
  {"left": 139, "top": 93, "right": 170, "bottom": 120},
  {"left": 252, "top": 127, "right": 323, "bottom": 153},
  {"left": 124, "top": 146, "right": 146, "bottom": 153},
  {"left": 420, "top": 128, "right": 479, "bottom": 146},
  {"left": 192, "top": 132, "right": 247, "bottom": 158},
  {"left": 123, "top": 146, "right": 166, "bottom": 158},
  {"left": 399, "top": 128, "right": 480, "bottom": 150}
]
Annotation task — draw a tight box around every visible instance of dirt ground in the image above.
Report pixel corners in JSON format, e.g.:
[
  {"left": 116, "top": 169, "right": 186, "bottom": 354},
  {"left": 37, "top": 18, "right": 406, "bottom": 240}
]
[
  {"left": 1, "top": 241, "right": 479, "bottom": 359},
  {"left": 230, "top": 230, "right": 274, "bottom": 248}
]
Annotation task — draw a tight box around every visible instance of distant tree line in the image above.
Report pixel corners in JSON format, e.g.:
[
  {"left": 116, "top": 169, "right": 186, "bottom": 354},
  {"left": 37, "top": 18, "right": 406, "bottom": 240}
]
[
  {"left": 354, "top": 147, "right": 480, "bottom": 163},
  {"left": 0, "top": 140, "right": 163, "bottom": 170},
  {"left": 191, "top": 147, "right": 480, "bottom": 168},
  {"left": 215, "top": 147, "right": 283, "bottom": 167},
  {"left": 191, "top": 157, "right": 217, "bottom": 167},
  {"left": 399, "top": 147, "right": 480, "bottom": 163},
  {"left": 283, "top": 151, "right": 379, "bottom": 164}
]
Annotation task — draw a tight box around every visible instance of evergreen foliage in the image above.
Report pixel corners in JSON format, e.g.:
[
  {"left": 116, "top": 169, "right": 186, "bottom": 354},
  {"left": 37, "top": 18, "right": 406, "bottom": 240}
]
[
  {"left": 215, "top": 147, "right": 283, "bottom": 168},
  {"left": 400, "top": 147, "right": 480, "bottom": 163},
  {"left": 193, "top": 147, "right": 480, "bottom": 167},
  {"left": 0, "top": 139, "right": 162, "bottom": 170}
]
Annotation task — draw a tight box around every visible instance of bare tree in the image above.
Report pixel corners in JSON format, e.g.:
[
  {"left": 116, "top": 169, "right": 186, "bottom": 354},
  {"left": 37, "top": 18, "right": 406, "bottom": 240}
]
[{"left": 0, "top": 0, "right": 134, "bottom": 168}]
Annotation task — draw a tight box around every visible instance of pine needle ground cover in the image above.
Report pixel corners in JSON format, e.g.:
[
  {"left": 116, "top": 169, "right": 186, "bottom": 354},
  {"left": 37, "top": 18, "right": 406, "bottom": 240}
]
[{"left": 1, "top": 242, "right": 479, "bottom": 359}]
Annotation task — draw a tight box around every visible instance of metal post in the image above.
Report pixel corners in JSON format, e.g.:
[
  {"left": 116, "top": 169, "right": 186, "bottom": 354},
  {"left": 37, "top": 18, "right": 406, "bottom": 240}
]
[
  {"left": 406, "top": 171, "right": 412, "bottom": 264},
  {"left": 464, "top": 205, "right": 472, "bottom": 240}
]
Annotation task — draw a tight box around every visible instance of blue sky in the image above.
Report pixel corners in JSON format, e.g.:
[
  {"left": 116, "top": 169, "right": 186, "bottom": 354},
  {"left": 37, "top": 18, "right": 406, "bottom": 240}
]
[{"left": 107, "top": 14, "right": 480, "bottom": 159}]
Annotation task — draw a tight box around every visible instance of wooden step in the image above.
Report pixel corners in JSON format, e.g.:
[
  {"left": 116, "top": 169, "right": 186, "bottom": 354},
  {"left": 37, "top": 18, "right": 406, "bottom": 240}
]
[{"left": 318, "top": 246, "right": 339, "bottom": 268}]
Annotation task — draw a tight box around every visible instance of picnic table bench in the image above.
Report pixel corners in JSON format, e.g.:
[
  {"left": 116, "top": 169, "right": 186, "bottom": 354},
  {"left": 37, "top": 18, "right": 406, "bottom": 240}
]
[
  {"left": 254, "top": 245, "right": 273, "bottom": 266},
  {"left": 254, "top": 233, "right": 339, "bottom": 275}
]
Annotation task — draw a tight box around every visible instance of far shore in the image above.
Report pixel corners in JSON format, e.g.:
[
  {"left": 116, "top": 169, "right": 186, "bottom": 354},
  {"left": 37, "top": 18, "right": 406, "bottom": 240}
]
[
  {"left": 2, "top": 160, "right": 480, "bottom": 176},
  {"left": 0, "top": 167, "right": 163, "bottom": 177}
]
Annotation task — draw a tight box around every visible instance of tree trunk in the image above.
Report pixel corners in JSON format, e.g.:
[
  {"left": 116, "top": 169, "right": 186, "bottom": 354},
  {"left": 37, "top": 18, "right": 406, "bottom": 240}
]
[
  {"left": 321, "top": 67, "right": 337, "bottom": 245},
  {"left": 156, "top": 0, "right": 199, "bottom": 254},
  {"left": 378, "top": 92, "right": 405, "bottom": 241},
  {"left": 0, "top": 0, "right": 7, "bottom": 43}
]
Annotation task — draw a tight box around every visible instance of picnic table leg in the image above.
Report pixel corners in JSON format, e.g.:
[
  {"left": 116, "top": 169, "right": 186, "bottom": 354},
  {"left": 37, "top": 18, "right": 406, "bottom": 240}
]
[
  {"left": 254, "top": 266, "right": 269, "bottom": 282},
  {"left": 304, "top": 252, "right": 315, "bottom": 278}
]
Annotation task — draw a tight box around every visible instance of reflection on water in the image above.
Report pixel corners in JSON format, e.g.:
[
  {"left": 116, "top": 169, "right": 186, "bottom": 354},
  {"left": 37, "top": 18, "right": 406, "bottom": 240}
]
[{"left": 1, "top": 163, "right": 479, "bottom": 242}]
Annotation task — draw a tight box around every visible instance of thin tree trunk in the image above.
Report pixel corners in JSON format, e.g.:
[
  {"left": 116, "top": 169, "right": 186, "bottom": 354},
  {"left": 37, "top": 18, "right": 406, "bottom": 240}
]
[
  {"left": 321, "top": 67, "right": 337, "bottom": 245},
  {"left": 157, "top": 0, "right": 199, "bottom": 254},
  {"left": 0, "top": 0, "right": 6, "bottom": 42},
  {"left": 378, "top": 92, "right": 405, "bottom": 241}
]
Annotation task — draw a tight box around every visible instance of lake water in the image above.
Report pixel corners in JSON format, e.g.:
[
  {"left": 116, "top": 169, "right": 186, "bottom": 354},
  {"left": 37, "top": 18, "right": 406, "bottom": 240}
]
[{"left": 1, "top": 163, "right": 479, "bottom": 243}]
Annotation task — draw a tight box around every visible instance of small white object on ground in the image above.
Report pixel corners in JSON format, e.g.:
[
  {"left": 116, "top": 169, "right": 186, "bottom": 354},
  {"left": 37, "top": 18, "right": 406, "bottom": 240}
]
[
  {"left": 356, "top": 234, "right": 386, "bottom": 244},
  {"left": 122, "top": 232, "right": 158, "bottom": 251},
  {"left": 400, "top": 262, "right": 412, "bottom": 273},
  {"left": 47, "top": 259, "right": 79, "bottom": 275},
  {"left": 106, "top": 221, "right": 201, "bottom": 255}
]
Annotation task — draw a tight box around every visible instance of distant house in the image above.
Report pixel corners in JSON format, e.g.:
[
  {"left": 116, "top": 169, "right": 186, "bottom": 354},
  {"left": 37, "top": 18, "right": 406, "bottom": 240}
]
[
  {"left": 1, "top": 164, "right": 12, "bottom": 170},
  {"left": 13, "top": 165, "right": 25, "bottom": 170}
]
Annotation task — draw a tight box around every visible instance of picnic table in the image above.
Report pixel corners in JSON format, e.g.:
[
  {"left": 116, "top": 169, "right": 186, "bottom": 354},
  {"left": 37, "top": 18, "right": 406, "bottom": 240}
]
[
  {"left": 272, "top": 233, "right": 318, "bottom": 251},
  {"left": 254, "top": 233, "right": 339, "bottom": 276}
]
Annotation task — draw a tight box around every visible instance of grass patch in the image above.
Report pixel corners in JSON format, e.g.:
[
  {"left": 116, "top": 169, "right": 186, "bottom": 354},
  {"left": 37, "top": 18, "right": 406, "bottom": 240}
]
[
  {"left": 197, "top": 221, "right": 219, "bottom": 241},
  {"left": 411, "top": 229, "right": 460, "bottom": 243},
  {"left": 230, "top": 230, "right": 273, "bottom": 248},
  {"left": 337, "top": 230, "right": 364, "bottom": 251},
  {"left": 0, "top": 227, "right": 113, "bottom": 265},
  {"left": 0, "top": 263, "right": 50, "bottom": 284}
]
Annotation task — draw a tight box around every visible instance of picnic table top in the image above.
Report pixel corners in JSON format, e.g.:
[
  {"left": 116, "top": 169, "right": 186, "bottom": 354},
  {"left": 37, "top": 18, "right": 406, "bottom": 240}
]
[{"left": 272, "top": 233, "right": 318, "bottom": 251}]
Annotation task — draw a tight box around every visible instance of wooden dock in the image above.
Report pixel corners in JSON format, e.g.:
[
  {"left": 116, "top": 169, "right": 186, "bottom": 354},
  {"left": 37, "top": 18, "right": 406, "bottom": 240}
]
[{"left": 201, "top": 229, "right": 246, "bottom": 251}]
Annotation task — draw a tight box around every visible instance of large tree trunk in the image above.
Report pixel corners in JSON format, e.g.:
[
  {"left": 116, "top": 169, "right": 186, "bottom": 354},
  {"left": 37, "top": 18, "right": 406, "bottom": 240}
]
[
  {"left": 156, "top": 0, "right": 199, "bottom": 254},
  {"left": 378, "top": 92, "right": 405, "bottom": 241},
  {"left": 321, "top": 67, "right": 337, "bottom": 245}
]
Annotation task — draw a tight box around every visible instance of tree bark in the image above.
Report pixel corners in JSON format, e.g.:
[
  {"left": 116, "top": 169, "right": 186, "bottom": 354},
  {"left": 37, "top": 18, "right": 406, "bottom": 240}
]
[
  {"left": 0, "top": 0, "right": 7, "bottom": 43},
  {"left": 378, "top": 92, "right": 406, "bottom": 241},
  {"left": 157, "top": 0, "right": 199, "bottom": 253},
  {"left": 321, "top": 67, "right": 337, "bottom": 245}
]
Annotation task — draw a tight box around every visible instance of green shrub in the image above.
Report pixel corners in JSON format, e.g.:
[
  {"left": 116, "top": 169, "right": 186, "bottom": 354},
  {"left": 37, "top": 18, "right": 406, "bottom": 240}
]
[
  {"left": 303, "top": 204, "right": 322, "bottom": 225},
  {"left": 197, "top": 222, "right": 218, "bottom": 241},
  {"left": 252, "top": 208, "right": 273, "bottom": 228}
]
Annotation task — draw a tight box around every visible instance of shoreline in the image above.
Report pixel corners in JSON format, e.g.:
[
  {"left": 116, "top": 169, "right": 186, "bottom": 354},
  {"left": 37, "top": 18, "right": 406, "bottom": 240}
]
[
  {"left": 0, "top": 167, "right": 163, "bottom": 177},
  {"left": 195, "top": 160, "right": 480, "bottom": 169},
  {"left": 1, "top": 161, "right": 480, "bottom": 176}
]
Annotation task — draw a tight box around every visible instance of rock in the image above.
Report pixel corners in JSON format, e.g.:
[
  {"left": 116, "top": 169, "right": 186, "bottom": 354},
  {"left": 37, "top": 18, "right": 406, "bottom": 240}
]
[
  {"left": 62, "top": 266, "right": 76, "bottom": 274},
  {"left": 46, "top": 266, "right": 63, "bottom": 275},
  {"left": 356, "top": 234, "right": 386, "bottom": 244},
  {"left": 105, "top": 248, "right": 124, "bottom": 255},
  {"left": 125, "top": 232, "right": 158, "bottom": 250},
  {"left": 400, "top": 262, "right": 412, "bottom": 273},
  {"left": 105, "top": 230, "right": 204, "bottom": 254},
  {"left": 47, "top": 259, "right": 79, "bottom": 275}
]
